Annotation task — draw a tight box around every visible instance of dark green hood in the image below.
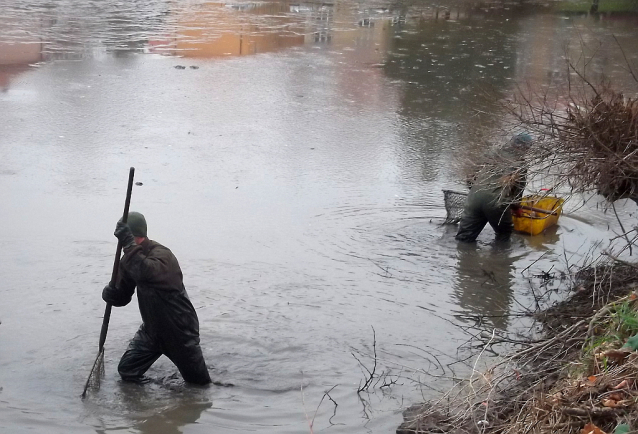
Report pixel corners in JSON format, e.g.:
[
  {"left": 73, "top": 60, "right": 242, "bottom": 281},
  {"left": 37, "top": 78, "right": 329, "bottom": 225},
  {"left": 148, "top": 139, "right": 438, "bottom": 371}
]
[{"left": 127, "top": 212, "right": 147, "bottom": 238}]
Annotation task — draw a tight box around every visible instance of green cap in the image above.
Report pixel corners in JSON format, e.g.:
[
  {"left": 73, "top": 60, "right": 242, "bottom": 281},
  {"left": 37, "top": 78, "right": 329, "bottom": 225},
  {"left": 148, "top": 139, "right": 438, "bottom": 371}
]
[
  {"left": 127, "top": 212, "right": 147, "bottom": 238},
  {"left": 512, "top": 133, "right": 533, "bottom": 147}
]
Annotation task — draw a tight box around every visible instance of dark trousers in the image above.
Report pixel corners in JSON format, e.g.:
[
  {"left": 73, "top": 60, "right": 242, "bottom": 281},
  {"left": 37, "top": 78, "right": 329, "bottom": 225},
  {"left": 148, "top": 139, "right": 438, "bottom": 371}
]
[
  {"left": 455, "top": 189, "right": 513, "bottom": 243},
  {"left": 118, "top": 324, "right": 211, "bottom": 385}
]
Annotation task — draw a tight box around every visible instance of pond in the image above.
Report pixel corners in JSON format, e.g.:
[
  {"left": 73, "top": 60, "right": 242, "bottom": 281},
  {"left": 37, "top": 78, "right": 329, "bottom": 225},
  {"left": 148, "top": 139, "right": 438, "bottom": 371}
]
[{"left": 1, "top": 1, "right": 638, "bottom": 433}]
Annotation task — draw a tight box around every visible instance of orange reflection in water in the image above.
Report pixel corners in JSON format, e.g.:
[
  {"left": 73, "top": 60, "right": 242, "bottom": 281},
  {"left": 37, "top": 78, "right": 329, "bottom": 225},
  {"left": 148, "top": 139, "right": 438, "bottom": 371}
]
[
  {"left": 149, "top": 2, "right": 307, "bottom": 58},
  {"left": 0, "top": 41, "right": 42, "bottom": 91}
]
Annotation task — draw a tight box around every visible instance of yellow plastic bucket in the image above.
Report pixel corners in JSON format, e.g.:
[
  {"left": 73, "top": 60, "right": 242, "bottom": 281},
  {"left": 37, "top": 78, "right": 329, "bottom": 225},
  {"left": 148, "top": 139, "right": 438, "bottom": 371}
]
[{"left": 512, "top": 195, "right": 564, "bottom": 236}]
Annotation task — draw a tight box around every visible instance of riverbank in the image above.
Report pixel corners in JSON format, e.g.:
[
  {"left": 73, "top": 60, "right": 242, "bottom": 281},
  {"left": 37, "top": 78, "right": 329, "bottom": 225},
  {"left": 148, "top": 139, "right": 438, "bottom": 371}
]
[{"left": 397, "top": 262, "right": 638, "bottom": 434}]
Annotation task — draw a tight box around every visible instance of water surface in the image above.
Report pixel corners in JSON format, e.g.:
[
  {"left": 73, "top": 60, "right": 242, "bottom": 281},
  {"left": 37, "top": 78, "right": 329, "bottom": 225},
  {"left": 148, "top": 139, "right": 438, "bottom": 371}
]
[{"left": 1, "top": 1, "right": 638, "bottom": 433}]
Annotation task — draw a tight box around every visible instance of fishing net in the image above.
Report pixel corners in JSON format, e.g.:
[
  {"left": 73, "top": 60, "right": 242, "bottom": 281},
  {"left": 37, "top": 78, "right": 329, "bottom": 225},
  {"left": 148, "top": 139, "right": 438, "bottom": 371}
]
[
  {"left": 442, "top": 189, "right": 468, "bottom": 224},
  {"left": 81, "top": 348, "right": 105, "bottom": 398}
]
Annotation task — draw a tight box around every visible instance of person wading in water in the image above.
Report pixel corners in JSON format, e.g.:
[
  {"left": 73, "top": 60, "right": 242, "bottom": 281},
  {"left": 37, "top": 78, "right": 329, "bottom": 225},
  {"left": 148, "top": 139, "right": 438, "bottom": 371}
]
[
  {"left": 455, "top": 134, "right": 533, "bottom": 243},
  {"left": 102, "top": 212, "right": 211, "bottom": 385}
]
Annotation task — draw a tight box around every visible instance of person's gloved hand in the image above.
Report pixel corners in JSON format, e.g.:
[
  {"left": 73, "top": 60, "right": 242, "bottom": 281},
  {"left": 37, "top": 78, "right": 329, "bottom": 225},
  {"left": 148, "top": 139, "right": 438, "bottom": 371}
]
[
  {"left": 102, "top": 283, "right": 117, "bottom": 304},
  {"left": 102, "top": 283, "right": 132, "bottom": 307},
  {"left": 114, "top": 220, "right": 135, "bottom": 249},
  {"left": 511, "top": 206, "right": 524, "bottom": 217}
]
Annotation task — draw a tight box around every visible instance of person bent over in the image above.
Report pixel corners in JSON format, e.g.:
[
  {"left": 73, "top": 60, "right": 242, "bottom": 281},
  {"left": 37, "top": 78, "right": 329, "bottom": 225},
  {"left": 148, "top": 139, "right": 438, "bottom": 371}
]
[
  {"left": 455, "top": 134, "right": 532, "bottom": 243},
  {"left": 102, "top": 212, "right": 211, "bottom": 385}
]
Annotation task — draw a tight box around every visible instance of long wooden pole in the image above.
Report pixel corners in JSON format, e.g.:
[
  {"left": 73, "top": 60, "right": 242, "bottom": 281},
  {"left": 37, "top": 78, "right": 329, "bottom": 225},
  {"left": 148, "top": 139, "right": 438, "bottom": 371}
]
[{"left": 82, "top": 167, "right": 135, "bottom": 398}]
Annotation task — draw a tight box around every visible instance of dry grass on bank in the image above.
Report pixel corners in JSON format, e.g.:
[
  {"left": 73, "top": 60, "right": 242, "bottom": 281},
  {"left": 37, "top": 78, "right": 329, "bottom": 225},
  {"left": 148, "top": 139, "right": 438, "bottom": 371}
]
[{"left": 397, "top": 262, "right": 638, "bottom": 434}]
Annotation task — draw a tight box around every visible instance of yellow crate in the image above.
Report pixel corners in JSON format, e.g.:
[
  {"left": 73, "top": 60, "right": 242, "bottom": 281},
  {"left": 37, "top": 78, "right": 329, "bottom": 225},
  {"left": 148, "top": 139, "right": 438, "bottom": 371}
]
[{"left": 512, "top": 195, "right": 564, "bottom": 236}]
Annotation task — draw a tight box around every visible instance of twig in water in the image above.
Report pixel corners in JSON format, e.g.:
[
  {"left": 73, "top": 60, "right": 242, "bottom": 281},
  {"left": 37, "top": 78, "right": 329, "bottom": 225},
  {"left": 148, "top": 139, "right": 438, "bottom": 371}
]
[
  {"left": 310, "top": 385, "right": 339, "bottom": 428},
  {"left": 611, "top": 201, "right": 633, "bottom": 256},
  {"left": 353, "top": 327, "right": 378, "bottom": 393},
  {"left": 521, "top": 251, "right": 551, "bottom": 276},
  {"left": 602, "top": 251, "right": 638, "bottom": 271}
]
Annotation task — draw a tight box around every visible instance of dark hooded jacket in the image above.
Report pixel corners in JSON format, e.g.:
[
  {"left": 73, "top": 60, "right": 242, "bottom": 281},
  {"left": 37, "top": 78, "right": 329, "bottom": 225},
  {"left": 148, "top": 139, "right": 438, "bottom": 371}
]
[{"left": 108, "top": 239, "right": 202, "bottom": 353}]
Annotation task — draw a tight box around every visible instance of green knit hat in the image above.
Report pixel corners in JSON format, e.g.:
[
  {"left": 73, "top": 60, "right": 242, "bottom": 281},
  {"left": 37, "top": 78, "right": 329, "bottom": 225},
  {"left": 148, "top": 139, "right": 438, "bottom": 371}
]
[
  {"left": 127, "top": 212, "right": 147, "bottom": 238},
  {"left": 512, "top": 133, "right": 533, "bottom": 147}
]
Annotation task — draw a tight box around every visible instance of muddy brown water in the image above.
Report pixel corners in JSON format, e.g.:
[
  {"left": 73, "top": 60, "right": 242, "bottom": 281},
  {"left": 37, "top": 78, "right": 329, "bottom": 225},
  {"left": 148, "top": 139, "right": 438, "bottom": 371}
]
[{"left": 1, "top": 1, "right": 638, "bottom": 433}]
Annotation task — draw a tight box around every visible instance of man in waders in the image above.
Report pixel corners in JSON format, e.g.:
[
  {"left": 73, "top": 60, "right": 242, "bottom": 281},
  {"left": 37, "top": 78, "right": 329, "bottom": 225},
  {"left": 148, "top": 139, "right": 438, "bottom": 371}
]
[
  {"left": 102, "top": 212, "right": 211, "bottom": 385},
  {"left": 455, "top": 134, "right": 532, "bottom": 243}
]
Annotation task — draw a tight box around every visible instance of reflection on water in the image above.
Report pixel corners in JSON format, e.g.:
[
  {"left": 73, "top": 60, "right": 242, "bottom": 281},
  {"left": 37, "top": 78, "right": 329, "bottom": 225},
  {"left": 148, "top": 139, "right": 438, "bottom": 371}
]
[
  {"left": 1, "top": 1, "right": 636, "bottom": 94},
  {"left": 453, "top": 242, "right": 519, "bottom": 330},
  {"left": 149, "top": 3, "right": 307, "bottom": 57},
  {"left": 452, "top": 222, "right": 564, "bottom": 329},
  {"left": 526, "top": 224, "right": 561, "bottom": 250},
  {"left": 132, "top": 399, "right": 212, "bottom": 434},
  {"left": 1, "top": 1, "right": 638, "bottom": 434},
  {"left": 0, "top": 39, "right": 43, "bottom": 91},
  {"left": 89, "top": 381, "right": 212, "bottom": 434},
  {"left": 135, "top": 403, "right": 211, "bottom": 434}
]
